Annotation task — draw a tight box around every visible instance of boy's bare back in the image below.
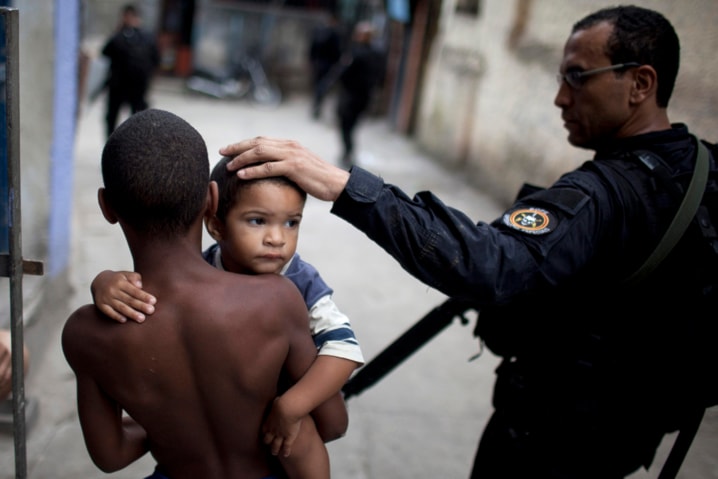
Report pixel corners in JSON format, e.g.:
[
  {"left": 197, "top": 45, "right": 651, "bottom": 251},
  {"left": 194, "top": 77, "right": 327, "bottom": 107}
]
[
  {"left": 63, "top": 109, "right": 331, "bottom": 478},
  {"left": 63, "top": 229, "right": 317, "bottom": 478}
]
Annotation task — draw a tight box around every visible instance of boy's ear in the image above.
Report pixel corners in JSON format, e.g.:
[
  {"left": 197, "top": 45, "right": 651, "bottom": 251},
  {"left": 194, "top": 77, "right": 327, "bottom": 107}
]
[
  {"left": 204, "top": 214, "right": 224, "bottom": 241},
  {"left": 97, "top": 188, "right": 118, "bottom": 224},
  {"left": 204, "top": 181, "right": 224, "bottom": 241},
  {"left": 207, "top": 181, "right": 219, "bottom": 217}
]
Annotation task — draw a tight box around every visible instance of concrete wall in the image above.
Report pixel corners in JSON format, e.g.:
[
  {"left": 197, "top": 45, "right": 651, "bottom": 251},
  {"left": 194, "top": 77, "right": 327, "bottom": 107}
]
[
  {"left": 416, "top": 0, "right": 718, "bottom": 205},
  {"left": 0, "top": 0, "right": 64, "bottom": 329},
  {"left": 16, "top": 0, "right": 55, "bottom": 266}
]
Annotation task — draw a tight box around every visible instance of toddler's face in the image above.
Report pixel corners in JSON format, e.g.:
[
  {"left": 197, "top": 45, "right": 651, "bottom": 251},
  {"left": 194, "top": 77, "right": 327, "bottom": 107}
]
[{"left": 216, "top": 182, "right": 304, "bottom": 275}]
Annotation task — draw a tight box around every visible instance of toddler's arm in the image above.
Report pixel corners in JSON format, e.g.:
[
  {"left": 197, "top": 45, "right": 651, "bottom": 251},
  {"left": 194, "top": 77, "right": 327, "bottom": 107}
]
[
  {"left": 263, "top": 355, "right": 357, "bottom": 451},
  {"left": 91, "top": 270, "right": 157, "bottom": 323},
  {"left": 277, "top": 414, "right": 330, "bottom": 479}
]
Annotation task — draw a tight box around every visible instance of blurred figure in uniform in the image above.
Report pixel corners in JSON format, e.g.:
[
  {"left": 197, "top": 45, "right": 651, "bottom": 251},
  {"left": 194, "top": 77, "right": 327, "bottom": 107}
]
[
  {"left": 335, "top": 21, "right": 385, "bottom": 167},
  {"left": 101, "top": 4, "right": 160, "bottom": 139},
  {"left": 308, "top": 12, "right": 343, "bottom": 120}
]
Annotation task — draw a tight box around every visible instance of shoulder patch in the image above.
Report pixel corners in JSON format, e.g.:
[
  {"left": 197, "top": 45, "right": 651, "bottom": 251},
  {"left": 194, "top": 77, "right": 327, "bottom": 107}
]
[{"left": 502, "top": 207, "right": 554, "bottom": 235}]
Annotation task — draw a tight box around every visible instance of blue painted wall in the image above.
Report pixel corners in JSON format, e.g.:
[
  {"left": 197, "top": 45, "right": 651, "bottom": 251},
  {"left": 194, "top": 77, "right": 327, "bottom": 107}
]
[{"left": 47, "top": 0, "right": 79, "bottom": 277}]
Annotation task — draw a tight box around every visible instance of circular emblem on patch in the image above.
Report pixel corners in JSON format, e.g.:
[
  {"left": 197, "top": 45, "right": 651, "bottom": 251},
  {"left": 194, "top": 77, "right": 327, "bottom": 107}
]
[{"left": 503, "top": 208, "right": 553, "bottom": 235}]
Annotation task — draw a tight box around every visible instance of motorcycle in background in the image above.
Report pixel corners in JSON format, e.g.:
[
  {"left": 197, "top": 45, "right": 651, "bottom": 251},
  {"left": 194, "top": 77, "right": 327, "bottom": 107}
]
[{"left": 185, "top": 53, "right": 282, "bottom": 107}]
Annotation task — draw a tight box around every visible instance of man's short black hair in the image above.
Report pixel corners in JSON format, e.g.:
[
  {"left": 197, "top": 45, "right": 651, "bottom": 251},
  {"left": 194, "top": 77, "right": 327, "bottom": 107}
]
[
  {"left": 210, "top": 156, "right": 306, "bottom": 222},
  {"left": 122, "top": 4, "right": 138, "bottom": 16},
  {"left": 573, "top": 5, "right": 680, "bottom": 108},
  {"left": 101, "top": 109, "right": 209, "bottom": 239}
]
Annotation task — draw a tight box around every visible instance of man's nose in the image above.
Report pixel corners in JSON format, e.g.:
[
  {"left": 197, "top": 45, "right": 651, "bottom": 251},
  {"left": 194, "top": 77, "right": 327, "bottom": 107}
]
[{"left": 554, "top": 80, "right": 571, "bottom": 108}]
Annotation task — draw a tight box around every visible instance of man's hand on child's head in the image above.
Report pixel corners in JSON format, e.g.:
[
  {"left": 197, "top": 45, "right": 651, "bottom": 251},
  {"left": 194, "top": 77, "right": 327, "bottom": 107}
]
[
  {"left": 219, "top": 137, "right": 350, "bottom": 203},
  {"left": 91, "top": 270, "right": 157, "bottom": 324}
]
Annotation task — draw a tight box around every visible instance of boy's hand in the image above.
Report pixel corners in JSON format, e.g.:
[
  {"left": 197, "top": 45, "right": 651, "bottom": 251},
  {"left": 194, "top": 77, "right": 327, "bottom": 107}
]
[
  {"left": 262, "top": 396, "right": 303, "bottom": 457},
  {"left": 91, "top": 270, "right": 156, "bottom": 324}
]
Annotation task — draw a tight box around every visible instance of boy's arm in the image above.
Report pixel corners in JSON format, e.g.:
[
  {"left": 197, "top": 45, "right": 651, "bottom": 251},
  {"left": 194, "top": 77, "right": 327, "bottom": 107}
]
[
  {"left": 264, "top": 284, "right": 337, "bottom": 463},
  {"left": 91, "top": 270, "right": 156, "bottom": 323},
  {"left": 75, "top": 373, "right": 149, "bottom": 471},
  {"left": 263, "top": 291, "right": 359, "bottom": 450},
  {"left": 277, "top": 414, "right": 329, "bottom": 479},
  {"left": 62, "top": 308, "right": 149, "bottom": 471},
  {"left": 264, "top": 355, "right": 354, "bottom": 442}
]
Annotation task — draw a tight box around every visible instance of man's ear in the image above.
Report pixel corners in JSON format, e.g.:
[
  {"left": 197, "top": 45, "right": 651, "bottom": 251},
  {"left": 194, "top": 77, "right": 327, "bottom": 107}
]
[
  {"left": 629, "top": 64, "right": 657, "bottom": 105},
  {"left": 97, "top": 188, "right": 118, "bottom": 224}
]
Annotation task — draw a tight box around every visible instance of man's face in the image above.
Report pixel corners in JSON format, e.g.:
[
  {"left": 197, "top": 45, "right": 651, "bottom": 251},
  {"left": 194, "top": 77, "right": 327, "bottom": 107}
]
[
  {"left": 554, "top": 22, "right": 637, "bottom": 149},
  {"left": 123, "top": 11, "right": 141, "bottom": 28},
  {"left": 215, "top": 182, "right": 304, "bottom": 275}
]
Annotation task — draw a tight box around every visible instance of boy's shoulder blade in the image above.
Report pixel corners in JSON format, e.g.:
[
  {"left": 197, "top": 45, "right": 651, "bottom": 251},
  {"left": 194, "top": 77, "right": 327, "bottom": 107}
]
[
  {"left": 222, "top": 270, "right": 305, "bottom": 311},
  {"left": 61, "top": 304, "right": 104, "bottom": 362},
  {"left": 64, "top": 303, "right": 102, "bottom": 329}
]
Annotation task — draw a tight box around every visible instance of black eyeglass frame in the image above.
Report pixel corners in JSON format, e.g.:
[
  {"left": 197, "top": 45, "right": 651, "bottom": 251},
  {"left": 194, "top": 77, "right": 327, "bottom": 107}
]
[{"left": 556, "top": 62, "right": 642, "bottom": 89}]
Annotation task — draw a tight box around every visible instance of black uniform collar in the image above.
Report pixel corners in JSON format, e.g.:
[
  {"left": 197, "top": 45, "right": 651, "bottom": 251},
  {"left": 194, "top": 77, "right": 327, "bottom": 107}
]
[{"left": 594, "top": 124, "right": 691, "bottom": 163}]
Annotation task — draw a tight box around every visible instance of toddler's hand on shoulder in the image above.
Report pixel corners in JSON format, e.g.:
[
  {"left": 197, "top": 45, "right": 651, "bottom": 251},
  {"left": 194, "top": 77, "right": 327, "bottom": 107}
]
[{"left": 91, "top": 270, "right": 156, "bottom": 323}]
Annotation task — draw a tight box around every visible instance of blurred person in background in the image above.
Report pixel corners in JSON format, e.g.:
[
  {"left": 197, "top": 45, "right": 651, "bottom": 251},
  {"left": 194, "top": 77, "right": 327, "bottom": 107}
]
[
  {"left": 101, "top": 3, "right": 160, "bottom": 139},
  {"left": 309, "top": 12, "right": 344, "bottom": 120},
  {"left": 335, "top": 21, "right": 385, "bottom": 167}
]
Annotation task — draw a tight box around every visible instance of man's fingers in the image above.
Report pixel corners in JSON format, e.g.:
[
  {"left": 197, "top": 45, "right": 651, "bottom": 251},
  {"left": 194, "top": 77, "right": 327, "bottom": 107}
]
[
  {"left": 222, "top": 137, "right": 292, "bottom": 173},
  {"left": 238, "top": 158, "right": 283, "bottom": 180},
  {"left": 220, "top": 137, "right": 269, "bottom": 164}
]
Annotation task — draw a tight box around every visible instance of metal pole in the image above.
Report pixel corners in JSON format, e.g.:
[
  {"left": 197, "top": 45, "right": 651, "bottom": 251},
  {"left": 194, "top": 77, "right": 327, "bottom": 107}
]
[{"left": 2, "top": 7, "right": 26, "bottom": 478}]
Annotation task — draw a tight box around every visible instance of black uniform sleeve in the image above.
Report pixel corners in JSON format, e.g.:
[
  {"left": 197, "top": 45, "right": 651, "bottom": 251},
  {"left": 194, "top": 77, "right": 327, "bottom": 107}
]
[
  {"left": 329, "top": 165, "right": 636, "bottom": 306},
  {"left": 101, "top": 35, "right": 116, "bottom": 59},
  {"left": 329, "top": 168, "right": 542, "bottom": 303}
]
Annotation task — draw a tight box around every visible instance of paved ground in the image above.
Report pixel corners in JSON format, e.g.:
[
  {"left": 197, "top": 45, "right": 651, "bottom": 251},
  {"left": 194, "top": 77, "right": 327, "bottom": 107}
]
[{"left": 1, "top": 77, "right": 717, "bottom": 478}]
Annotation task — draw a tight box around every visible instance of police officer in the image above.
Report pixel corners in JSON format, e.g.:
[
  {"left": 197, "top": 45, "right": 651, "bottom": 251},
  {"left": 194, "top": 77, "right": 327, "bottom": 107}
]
[
  {"left": 101, "top": 4, "right": 160, "bottom": 139},
  {"left": 334, "top": 21, "right": 385, "bottom": 166},
  {"left": 206, "top": 5, "right": 718, "bottom": 479}
]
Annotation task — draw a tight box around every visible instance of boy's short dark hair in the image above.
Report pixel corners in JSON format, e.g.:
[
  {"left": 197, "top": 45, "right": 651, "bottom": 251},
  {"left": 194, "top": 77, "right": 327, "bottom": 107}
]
[
  {"left": 210, "top": 156, "right": 307, "bottom": 222},
  {"left": 101, "top": 109, "right": 209, "bottom": 238}
]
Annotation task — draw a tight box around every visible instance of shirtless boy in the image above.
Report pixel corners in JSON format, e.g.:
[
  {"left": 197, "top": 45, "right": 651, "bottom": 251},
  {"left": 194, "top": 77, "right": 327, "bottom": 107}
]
[
  {"left": 62, "top": 109, "right": 344, "bottom": 479},
  {"left": 92, "top": 157, "right": 363, "bottom": 455}
]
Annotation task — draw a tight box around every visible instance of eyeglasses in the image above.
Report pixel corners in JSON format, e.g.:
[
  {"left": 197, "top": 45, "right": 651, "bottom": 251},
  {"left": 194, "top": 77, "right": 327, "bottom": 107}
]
[{"left": 556, "top": 62, "right": 641, "bottom": 90}]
